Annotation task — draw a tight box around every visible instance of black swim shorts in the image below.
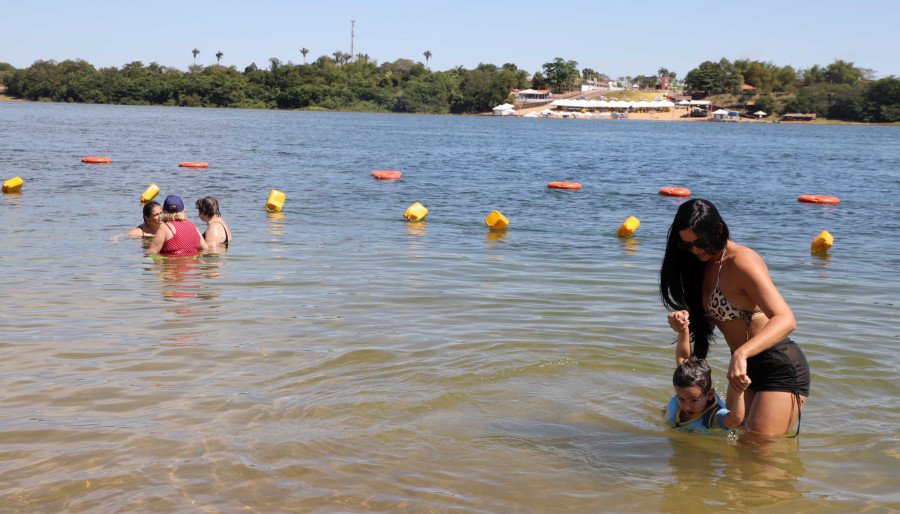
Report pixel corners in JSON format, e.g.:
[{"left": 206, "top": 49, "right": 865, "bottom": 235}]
[{"left": 746, "top": 338, "right": 811, "bottom": 397}]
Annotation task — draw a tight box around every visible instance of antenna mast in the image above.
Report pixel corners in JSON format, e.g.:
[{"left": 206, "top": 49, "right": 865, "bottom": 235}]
[{"left": 350, "top": 19, "right": 356, "bottom": 60}]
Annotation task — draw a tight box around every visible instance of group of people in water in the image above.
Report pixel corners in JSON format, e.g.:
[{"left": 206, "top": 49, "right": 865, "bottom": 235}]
[
  {"left": 661, "top": 199, "right": 810, "bottom": 437},
  {"left": 127, "top": 194, "right": 808, "bottom": 437},
  {"left": 128, "top": 194, "right": 231, "bottom": 255}
]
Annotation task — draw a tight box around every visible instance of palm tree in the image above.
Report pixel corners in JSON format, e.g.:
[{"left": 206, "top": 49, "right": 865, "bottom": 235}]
[
  {"left": 215, "top": 51, "right": 223, "bottom": 65},
  {"left": 300, "top": 48, "right": 309, "bottom": 64},
  {"left": 192, "top": 48, "right": 200, "bottom": 65},
  {"left": 423, "top": 50, "right": 432, "bottom": 69}
]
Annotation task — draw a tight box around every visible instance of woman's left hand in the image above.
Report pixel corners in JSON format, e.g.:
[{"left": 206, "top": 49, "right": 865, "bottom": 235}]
[{"left": 728, "top": 351, "right": 751, "bottom": 389}]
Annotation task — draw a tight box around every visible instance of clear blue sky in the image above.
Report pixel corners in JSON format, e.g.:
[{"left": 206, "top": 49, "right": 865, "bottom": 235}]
[{"left": 2, "top": 0, "right": 898, "bottom": 79}]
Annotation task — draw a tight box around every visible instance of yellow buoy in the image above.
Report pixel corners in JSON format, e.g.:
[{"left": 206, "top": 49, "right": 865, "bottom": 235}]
[
  {"left": 140, "top": 183, "right": 160, "bottom": 204},
  {"left": 404, "top": 201, "right": 428, "bottom": 221},
  {"left": 617, "top": 215, "right": 640, "bottom": 237},
  {"left": 2, "top": 176, "right": 23, "bottom": 193},
  {"left": 266, "top": 189, "right": 286, "bottom": 212},
  {"left": 484, "top": 210, "right": 509, "bottom": 231},
  {"left": 811, "top": 230, "right": 834, "bottom": 253}
]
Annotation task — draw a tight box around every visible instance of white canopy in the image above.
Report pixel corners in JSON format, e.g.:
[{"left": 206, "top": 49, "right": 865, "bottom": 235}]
[
  {"left": 677, "top": 100, "right": 691, "bottom": 105},
  {"left": 712, "top": 109, "right": 730, "bottom": 115},
  {"left": 492, "top": 103, "right": 516, "bottom": 115},
  {"left": 550, "top": 99, "right": 674, "bottom": 110},
  {"left": 754, "top": 110, "right": 768, "bottom": 116}
]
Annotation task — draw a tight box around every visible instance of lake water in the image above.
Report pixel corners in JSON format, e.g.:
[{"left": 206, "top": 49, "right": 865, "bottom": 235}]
[{"left": 1, "top": 102, "right": 898, "bottom": 512}]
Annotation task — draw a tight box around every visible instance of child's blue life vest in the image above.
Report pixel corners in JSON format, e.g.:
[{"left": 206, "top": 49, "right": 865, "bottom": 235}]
[{"left": 664, "top": 391, "right": 729, "bottom": 431}]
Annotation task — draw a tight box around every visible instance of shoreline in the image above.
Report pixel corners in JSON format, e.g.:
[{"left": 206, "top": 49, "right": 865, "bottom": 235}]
[{"left": 1, "top": 95, "right": 896, "bottom": 125}]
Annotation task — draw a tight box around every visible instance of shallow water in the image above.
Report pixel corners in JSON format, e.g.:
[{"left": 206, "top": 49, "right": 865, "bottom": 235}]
[{"left": 1, "top": 102, "right": 898, "bottom": 512}]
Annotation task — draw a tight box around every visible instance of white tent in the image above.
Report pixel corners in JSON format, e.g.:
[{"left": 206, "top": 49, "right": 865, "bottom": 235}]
[
  {"left": 754, "top": 110, "right": 768, "bottom": 118},
  {"left": 540, "top": 108, "right": 555, "bottom": 117},
  {"left": 712, "top": 109, "right": 739, "bottom": 122},
  {"left": 492, "top": 103, "right": 516, "bottom": 116}
]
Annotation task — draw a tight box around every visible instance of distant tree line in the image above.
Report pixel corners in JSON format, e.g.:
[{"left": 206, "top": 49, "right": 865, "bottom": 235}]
[
  {"left": 0, "top": 55, "right": 528, "bottom": 115},
  {"left": 683, "top": 58, "right": 900, "bottom": 122},
  {"left": 1, "top": 54, "right": 898, "bottom": 122}
]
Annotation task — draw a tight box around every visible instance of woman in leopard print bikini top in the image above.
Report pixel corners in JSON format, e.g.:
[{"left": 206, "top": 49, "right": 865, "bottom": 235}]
[{"left": 706, "top": 247, "right": 760, "bottom": 327}]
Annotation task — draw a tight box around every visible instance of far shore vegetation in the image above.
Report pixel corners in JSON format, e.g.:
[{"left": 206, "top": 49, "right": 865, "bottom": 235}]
[{"left": 0, "top": 54, "right": 897, "bottom": 123}]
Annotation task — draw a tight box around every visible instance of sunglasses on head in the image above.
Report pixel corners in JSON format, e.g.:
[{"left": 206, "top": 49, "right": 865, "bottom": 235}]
[{"left": 678, "top": 238, "right": 713, "bottom": 251}]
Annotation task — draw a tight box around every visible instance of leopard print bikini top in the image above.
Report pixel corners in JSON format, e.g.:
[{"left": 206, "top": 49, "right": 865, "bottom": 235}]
[{"left": 706, "top": 247, "right": 759, "bottom": 325}]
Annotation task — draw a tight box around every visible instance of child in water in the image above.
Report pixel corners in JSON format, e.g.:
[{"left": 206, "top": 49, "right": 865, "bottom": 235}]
[{"left": 665, "top": 358, "right": 747, "bottom": 431}]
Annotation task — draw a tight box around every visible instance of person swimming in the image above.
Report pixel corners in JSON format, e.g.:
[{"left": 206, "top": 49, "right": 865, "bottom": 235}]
[
  {"left": 195, "top": 196, "right": 232, "bottom": 248},
  {"left": 664, "top": 358, "right": 745, "bottom": 431},
  {"left": 147, "top": 195, "right": 208, "bottom": 256},
  {"left": 126, "top": 201, "right": 163, "bottom": 238}
]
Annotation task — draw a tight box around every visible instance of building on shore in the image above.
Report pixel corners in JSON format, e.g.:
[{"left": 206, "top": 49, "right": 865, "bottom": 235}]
[
  {"left": 513, "top": 89, "right": 551, "bottom": 103},
  {"left": 780, "top": 113, "right": 817, "bottom": 122}
]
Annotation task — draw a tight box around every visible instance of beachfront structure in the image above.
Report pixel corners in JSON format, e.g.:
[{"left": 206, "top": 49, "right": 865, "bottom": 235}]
[
  {"left": 677, "top": 99, "right": 711, "bottom": 117},
  {"left": 712, "top": 109, "right": 740, "bottom": 122},
  {"left": 781, "top": 113, "right": 817, "bottom": 121},
  {"left": 514, "top": 89, "right": 551, "bottom": 103},
  {"left": 580, "top": 80, "right": 623, "bottom": 92},
  {"left": 550, "top": 99, "right": 675, "bottom": 112},
  {"left": 492, "top": 103, "right": 516, "bottom": 116}
]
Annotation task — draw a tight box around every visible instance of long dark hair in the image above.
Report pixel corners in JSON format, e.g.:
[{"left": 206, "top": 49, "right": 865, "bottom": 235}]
[{"left": 659, "top": 199, "right": 730, "bottom": 359}]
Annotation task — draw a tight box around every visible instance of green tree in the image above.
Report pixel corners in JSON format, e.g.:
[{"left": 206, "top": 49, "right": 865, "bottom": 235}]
[
  {"left": 452, "top": 63, "right": 527, "bottom": 113},
  {"left": 215, "top": 51, "right": 223, "bottom": 65},
  {"left": 863, "top": 76, "right": 900, "bottom": 122},
  {"left": 824, "top": 59, "right": 862, "bottom": 85},
  {"left": 754, "top": 95, "right": 777, "bottom": 114},
  {"left": 782, "top": 85, "right": 831, "bottom": 116},
  {"left": 300, "top": 48, "right": 309, "bottom": 64},
  {"left": 0, "top": 62, "right": 15, "bottom": 87},
  {"left": 395, "top": 72, "right": 457, "bottom": 113},
  {"left": 683, "top": 59, "right": 740, "bottom": 96},
  {"left": 827, "top": 84, "right": 864, "bottom": 120},
  {"left": 581, "top": 68, "right": 608, "bottom": 82},
  {"left": 657, "top": 67, "right": 677, "bottom": 82},
  {"left": 801, "top": 65, "right": 825, "bottom": 85},
  {"left": 541, "top": 57, "right": 579, "bottom": 93},
  {"left": 332, "top": 51, "right": 349, "bottom": 66},
  {"left": 423, "top": 50, "right": 432, "bottom": 69},
  {"left": 633, "top": 74, "right": 658, "bottom": 89},
  {"left": 192, "top": 48, "right": 200, "bottom": 65}
]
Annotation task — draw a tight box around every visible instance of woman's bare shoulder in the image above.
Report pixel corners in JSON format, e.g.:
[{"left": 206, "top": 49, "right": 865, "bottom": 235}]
[{"left": 727, "top": 243, "right": 771, "bottom": 284}]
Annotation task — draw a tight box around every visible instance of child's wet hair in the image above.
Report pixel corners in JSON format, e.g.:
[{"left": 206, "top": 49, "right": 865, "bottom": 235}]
[{"left": 673, "top": 358, "right": 712, "bottom": 392}]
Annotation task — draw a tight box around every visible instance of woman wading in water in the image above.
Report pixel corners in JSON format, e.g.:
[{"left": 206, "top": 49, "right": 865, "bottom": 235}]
[{"left": 660, "top": 199, "right": 810, "bottom": 436}]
